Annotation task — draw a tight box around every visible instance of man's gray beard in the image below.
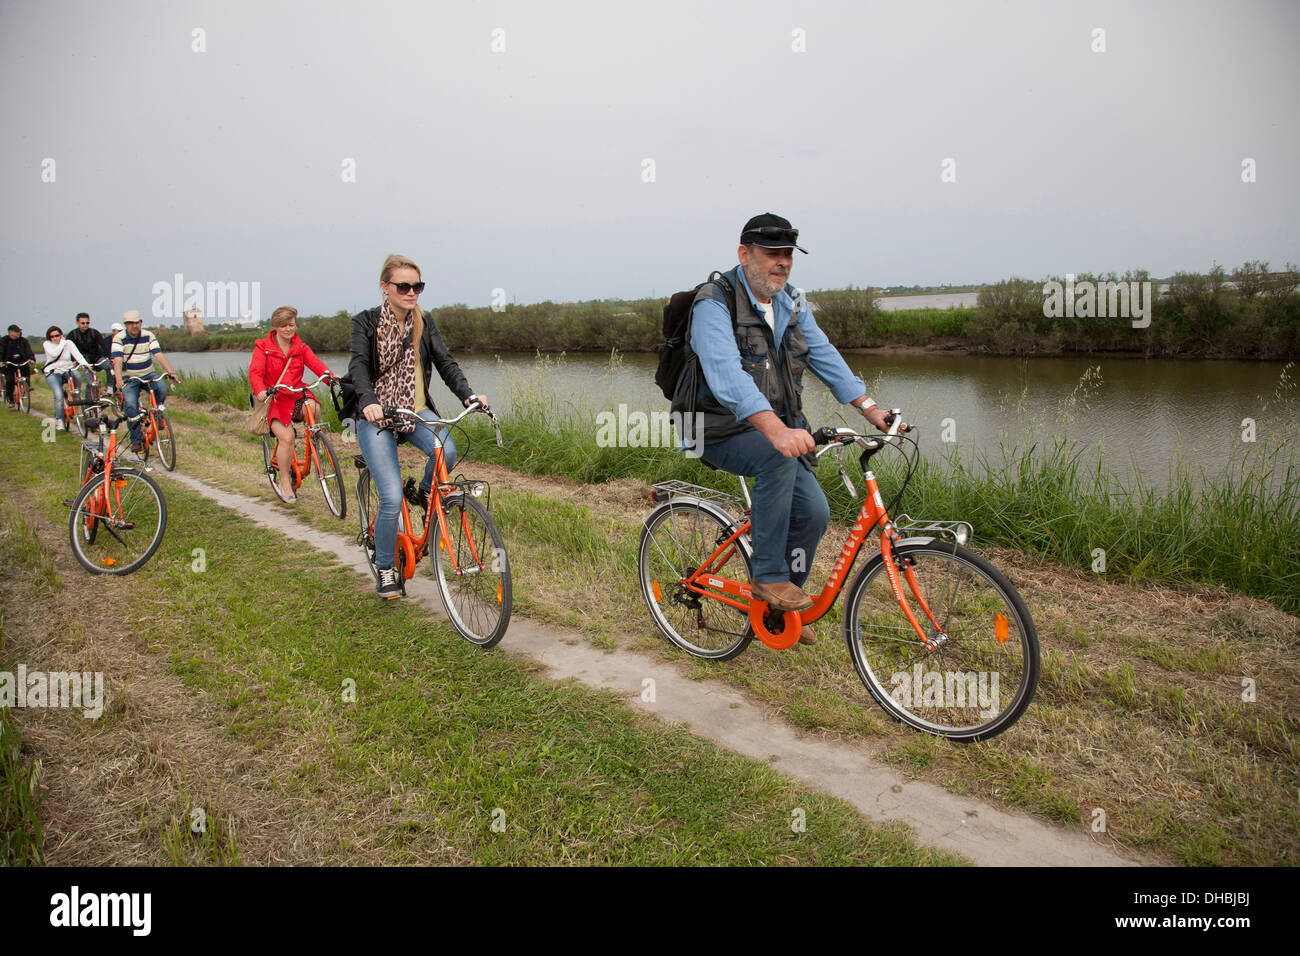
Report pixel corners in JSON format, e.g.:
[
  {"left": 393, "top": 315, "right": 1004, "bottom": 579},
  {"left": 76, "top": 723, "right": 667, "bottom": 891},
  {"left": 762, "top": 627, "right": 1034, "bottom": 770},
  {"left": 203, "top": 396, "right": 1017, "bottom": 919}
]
[{"left": 744, "top": 262, "right": 787, "bottom": 301}]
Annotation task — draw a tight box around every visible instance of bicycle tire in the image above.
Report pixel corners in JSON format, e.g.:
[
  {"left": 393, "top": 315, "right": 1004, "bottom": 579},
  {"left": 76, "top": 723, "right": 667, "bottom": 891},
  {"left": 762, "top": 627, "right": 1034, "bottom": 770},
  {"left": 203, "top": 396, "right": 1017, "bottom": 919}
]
[
  {"left": 843, "top": 541, "right": 1039, "bottom": 742},
  {"left": 17, "top": 379, "right": 30, "bottom": 414},
  {"left": 154, "top": 411, "right": 176, "bottom": 471},
  {"left": 74, "top": 395, "right": 88, "bottom": 438},
  {"left": 430, "top": 492, "right": 511, "bottom": 648},
  {"left": 261, "top": 434, "right": 283, "bottom": 496},
  {"left": 67, "top": 466, "right": 167, "bottom": 575},
  {"left": 312, "top": 431, "right": 346, "bottom": 519},
  {"left": 355, "top": 466, "right": 379, "bottom": 582},
  {"left": 637, "top": 500, "right": 754, "bottom": 661}
]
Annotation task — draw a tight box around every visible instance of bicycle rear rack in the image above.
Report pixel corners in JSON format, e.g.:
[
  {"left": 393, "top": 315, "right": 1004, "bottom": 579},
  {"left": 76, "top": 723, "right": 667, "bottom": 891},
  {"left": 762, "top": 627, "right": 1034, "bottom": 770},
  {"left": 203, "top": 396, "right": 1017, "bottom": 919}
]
[
  {"left": 650, "top": 480, "right": 747, "bottom": 515},
  {"left": 893, "top": 514, "right": 973, "bottom": 546}
]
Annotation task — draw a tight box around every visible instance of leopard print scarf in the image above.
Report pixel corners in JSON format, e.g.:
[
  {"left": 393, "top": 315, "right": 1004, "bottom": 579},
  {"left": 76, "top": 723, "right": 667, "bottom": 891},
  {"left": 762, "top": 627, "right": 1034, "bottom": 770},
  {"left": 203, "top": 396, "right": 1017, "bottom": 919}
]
[{"left": 374, "top": 301, "right": 417, "bottom": 433}]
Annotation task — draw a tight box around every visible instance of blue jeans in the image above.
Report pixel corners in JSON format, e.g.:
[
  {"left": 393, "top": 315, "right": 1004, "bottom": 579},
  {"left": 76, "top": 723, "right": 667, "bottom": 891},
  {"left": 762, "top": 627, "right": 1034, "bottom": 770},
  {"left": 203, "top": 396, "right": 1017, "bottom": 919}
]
[
  {"left": 700, "top": 429, "right": 830, "bottom": 586},
  {"left": 355, "top": 410, "right": 457, "bottom": 570},
  {"left": 122, "top": 376, "right": 168, "bottom": 445},
  {"left": 45, "top": 368, "right": 83, "bottom": 424}
]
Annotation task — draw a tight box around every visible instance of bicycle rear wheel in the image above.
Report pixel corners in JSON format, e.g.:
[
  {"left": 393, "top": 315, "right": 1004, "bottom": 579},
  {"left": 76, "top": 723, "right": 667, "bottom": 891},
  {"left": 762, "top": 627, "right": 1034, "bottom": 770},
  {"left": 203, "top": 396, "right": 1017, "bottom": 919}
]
[
  {"left": 312, "top": 431, "right": 346, "bottom": 519},
  {"left": 637, "top": 500, "right": 753, "bottom": 660},
  {"left": 355, "top": 466, "right": 378, "bottom": 581},
  {"left": 67, "top": 467, "right": 167, "bottom": 575},
  {"left": 843, "top": 542, "right": 1039, "bottom": 742},
  {"left": 430, "top": 492, "right": 510, "bottom": 648},
  {"left": 154, "top": 411, "right": 176, "bottom": 470}
]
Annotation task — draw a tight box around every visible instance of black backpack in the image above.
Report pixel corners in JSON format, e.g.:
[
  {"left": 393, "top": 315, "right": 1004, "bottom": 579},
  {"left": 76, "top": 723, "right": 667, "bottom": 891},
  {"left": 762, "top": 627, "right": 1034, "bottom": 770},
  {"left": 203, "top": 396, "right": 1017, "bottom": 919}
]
[{"left": 654, "top": 271, "right": 736, "bottom": 401}]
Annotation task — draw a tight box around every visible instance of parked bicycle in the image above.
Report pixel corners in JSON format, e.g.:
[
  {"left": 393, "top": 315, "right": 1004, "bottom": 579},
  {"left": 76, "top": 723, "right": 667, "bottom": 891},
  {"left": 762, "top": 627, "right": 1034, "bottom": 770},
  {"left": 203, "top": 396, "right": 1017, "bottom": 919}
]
[
  {"left": 259, "top": 375, "right": 346, "bottom": 517},
  {"left": 354, "top": 402, "right": 512, "bottom": 647},
  {"left": 637, "top": 409, "right": 1040, "bottom": 742},
  {"left": 63, "top": 397, "right": 168, "bottom": 575},
  {"left": 3, "top": 361, "right": 32, "bottom": 414}
]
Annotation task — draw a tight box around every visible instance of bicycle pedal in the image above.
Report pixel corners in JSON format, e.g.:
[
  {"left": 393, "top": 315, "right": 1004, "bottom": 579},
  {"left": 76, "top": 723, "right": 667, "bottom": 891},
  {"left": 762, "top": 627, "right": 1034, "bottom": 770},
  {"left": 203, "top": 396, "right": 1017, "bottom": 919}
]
[{"left": 61, "top": 498, "right": 75, "bottom": 508}]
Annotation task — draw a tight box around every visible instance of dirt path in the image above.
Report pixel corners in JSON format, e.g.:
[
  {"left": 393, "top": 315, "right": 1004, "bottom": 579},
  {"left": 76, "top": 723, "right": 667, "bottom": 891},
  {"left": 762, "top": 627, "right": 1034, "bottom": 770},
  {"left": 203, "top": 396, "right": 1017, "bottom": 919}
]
[{"left": 158, "top": 468, "right": 1149, "bottom": 866}]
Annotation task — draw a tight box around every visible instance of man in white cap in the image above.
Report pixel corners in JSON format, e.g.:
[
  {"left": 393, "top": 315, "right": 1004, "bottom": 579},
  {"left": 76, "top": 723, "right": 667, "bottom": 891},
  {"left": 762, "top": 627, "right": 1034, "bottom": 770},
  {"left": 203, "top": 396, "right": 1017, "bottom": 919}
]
[{"left": 111, "top": 310, "right": 179, "bottom": 453}]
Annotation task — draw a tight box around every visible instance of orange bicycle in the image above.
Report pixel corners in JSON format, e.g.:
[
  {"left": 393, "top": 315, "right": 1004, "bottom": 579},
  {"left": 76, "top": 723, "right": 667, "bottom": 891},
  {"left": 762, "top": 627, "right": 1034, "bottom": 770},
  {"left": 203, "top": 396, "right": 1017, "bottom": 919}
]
[
  {"left": 354, "top": 402, "right": 511, "bottom": 647},
  {"left": 637, "top": 410, "right": 1040, "bottom": 741},
  {"left": 115, "top": 372, "right": 177, "bottom": 471},
  {"left": 63, "top": 397, "right": 167, "bottom": 575},
  {"left": 260, "top": 375, "right": 346, "bottom": 517},
  {"left": 4, "top": 360, "right": 33, "bottom": 414}
]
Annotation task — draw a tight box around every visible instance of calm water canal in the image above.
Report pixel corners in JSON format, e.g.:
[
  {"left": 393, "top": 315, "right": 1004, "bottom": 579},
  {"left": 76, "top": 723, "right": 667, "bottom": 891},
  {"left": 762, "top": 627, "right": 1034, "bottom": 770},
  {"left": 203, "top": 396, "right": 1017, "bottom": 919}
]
[{"left": 171, "top": 349, "right": 1294, "bottom": 492}]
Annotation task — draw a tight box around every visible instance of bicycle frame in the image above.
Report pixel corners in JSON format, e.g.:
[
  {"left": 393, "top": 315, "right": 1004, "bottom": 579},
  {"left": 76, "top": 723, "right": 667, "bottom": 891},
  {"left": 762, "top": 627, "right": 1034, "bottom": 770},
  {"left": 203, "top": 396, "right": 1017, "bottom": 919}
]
[
  {"left": 70, "top": 402, "right": 137, "bottom": 554},
  {"left": 267, "top": 384, "right": 328, "bottom": 490},
  {"left": 362, "top": 405, "right": 497, "bottom": 582},
  {"left": 673, "top": 429, "right": 948, "bottom": 652}
]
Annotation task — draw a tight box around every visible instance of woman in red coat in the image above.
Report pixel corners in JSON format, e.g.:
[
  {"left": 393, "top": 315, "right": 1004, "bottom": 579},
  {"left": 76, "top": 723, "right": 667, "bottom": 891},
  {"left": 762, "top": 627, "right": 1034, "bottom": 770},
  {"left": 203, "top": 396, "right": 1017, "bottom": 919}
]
[{"left": 249, "top": 306, "right": 335, "bottom": 502}]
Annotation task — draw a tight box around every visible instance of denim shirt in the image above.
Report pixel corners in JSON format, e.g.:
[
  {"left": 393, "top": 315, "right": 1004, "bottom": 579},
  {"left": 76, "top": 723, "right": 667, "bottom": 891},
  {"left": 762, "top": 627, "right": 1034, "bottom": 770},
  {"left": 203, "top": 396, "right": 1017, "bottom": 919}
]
[{"left": 688, "top": 264, "right": 866, "bottom": 422}]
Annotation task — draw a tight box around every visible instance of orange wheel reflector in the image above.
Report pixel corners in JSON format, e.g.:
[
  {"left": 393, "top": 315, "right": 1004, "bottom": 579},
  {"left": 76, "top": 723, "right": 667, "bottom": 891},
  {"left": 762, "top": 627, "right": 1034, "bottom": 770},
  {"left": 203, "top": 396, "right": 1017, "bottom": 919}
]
[
  {"left": 652, "top": 580, "right": 662, "bottom": 602},
  {"left": 994, "top": 613, "right": 1009, "bottom": 644},
  {"left": 497, "top": 582, "right": 502, "bottom": 604},
  {"left": 102, "top": 558, "right": 117, "bottom": 567},
  {"left": 113, "top": 480, "right": 128, "bottom": 489},
  {"left": 439, "top": 539, "right": 445, "bottom": 551}
]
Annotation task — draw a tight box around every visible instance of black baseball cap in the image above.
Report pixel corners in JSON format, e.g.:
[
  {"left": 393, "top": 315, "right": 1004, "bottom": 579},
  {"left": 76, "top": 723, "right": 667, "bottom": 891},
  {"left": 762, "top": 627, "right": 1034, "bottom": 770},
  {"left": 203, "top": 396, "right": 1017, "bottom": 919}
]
[
  {"left": 740, "top": 213, "right": 807, "bottom": 254},
  {"left": 7, "top": 325, "right": 19, "bottom": 333}
]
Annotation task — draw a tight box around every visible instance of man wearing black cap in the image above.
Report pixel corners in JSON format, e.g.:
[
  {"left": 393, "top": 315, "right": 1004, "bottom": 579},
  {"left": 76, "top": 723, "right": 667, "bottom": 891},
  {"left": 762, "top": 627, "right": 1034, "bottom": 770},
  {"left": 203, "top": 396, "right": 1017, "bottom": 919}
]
[
  {"left": 683, "top": 213, "right": 896, "bottom": 645},
  {"left": 2, "top": 325, "right": 35, "bottom": 407}
]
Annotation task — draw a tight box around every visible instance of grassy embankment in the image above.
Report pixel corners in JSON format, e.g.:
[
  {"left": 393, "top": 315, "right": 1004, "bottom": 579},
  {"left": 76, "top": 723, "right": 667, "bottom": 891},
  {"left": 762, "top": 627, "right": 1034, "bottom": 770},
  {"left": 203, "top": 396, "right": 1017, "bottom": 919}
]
[
  {"left": 149, "top": 366, "right": 1300, "bottom": 865},
  {"left": 154, "top": 261, "right": 1300, "bottom": 360},
  {"left": 0, "top": 404, "right": 958, "bottom": 865}
]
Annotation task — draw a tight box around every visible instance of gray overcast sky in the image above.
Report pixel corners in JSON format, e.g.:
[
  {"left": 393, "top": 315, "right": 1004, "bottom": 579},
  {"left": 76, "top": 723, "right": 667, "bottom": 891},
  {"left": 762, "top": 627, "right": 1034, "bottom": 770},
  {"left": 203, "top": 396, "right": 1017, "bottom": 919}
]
[{"left": 2, "top": 0, "right": 1297, "bottom": 324}]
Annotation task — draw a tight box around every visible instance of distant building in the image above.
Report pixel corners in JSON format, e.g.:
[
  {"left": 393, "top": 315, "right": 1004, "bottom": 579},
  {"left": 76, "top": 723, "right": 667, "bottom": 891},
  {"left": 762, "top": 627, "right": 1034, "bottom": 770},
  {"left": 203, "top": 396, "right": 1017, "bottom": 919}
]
[{"left": 183, "top": 308, "right": 206, "bottom": 335}]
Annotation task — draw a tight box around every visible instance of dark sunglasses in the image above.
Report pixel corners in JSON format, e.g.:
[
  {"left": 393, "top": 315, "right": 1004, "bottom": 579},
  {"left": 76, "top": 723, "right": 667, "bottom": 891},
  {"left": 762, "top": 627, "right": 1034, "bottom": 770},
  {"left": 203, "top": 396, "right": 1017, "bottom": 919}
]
[
  {"left": 49, "top": 332, "right": 62, "bottom": 338},
  {"left": 743, "top": 226, "right": 800, "bottom": 245},
  {"left": 388, "top": 281, "right": 426, "bottom": 295}
]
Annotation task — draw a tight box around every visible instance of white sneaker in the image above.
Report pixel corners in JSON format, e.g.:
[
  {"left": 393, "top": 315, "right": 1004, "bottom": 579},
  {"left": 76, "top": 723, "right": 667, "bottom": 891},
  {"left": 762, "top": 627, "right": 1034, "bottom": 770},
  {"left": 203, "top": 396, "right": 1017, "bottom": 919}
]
[{"left": 55, "top": 420, "right": 65, "bottom": 431}]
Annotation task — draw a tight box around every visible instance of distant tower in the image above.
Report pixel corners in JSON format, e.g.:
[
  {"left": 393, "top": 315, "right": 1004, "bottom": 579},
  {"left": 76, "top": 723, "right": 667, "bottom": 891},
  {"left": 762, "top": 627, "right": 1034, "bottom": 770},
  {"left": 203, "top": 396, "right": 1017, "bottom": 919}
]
[{"left": 183, "top": 307, "right": 206, "bottom": 335}]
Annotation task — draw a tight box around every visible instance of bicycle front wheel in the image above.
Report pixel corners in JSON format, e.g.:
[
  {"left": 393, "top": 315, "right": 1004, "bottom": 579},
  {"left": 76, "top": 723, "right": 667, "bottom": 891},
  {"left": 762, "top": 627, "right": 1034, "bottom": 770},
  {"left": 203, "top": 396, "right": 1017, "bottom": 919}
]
[
  {"left": 312, "top": 431, "right": 346, "bottom": 519},
  {"left": 67, "top": 467, "right": 167, "bottom": 575},
  {"left": 17, "top": 380, "right": 30, "bottom": 414},
  {"left": 430, "top": 492, "right": 510, "bottom": 648},
  {"left": 154, "top": 411, "right": 176, "bottom": 470},
  {"left": 843, "top": 542, "right": 1039, "bottom": 742},
  {"left": 355, "top": 466, "right": 378, "bottom": 581},
  {"left": 637, "top": 500, "right": 753, "bottom": 660}
]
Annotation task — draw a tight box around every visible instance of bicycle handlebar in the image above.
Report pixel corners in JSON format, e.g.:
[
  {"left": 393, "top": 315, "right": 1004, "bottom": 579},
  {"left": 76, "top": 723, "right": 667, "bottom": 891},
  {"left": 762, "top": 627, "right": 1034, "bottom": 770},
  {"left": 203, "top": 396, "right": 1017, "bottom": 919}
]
[
  {"left": 266, "top": 374, "right": 337, "bottom": 397},
  {"left": 812, "top": 409, "right": 912, "bottom": 458},
  {"left": 379, "top": 402, "right": 504, "bottom": 448}
]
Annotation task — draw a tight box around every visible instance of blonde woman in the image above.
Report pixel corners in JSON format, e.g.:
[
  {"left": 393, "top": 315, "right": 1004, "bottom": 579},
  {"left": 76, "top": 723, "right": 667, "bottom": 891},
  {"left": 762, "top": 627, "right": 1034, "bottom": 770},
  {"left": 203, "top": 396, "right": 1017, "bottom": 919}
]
[
  {"left": 346, "top": 254, "right": 488, "bottom": 599},
  {"left": 249, "top": 306, "right": 334, "bottom": 502}
]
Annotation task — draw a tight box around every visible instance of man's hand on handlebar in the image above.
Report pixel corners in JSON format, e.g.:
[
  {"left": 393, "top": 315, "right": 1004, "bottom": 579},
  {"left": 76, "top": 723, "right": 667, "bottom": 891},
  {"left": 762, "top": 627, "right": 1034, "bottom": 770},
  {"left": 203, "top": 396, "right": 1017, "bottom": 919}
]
[
  {"left": 464, "top": 393, "right": 489, "bottom": 411},
  {"left": 361, "top": 403, "right": 386, "bottom": 424}
]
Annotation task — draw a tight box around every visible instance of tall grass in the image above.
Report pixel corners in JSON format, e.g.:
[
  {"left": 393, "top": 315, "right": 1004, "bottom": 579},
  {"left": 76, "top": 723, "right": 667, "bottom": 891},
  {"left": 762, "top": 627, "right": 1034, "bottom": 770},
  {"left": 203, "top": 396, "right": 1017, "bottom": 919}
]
[{"left": 177, "top": 362, "right": 1300, "bottom": 614}]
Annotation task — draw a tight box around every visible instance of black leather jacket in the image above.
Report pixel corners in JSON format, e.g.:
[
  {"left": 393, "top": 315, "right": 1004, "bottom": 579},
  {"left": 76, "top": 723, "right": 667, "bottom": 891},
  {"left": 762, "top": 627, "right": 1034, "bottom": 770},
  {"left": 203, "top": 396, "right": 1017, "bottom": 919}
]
[
  {"left": 346, "top": 307, "right": 472, "bottom": 418},
  {"left": 1, "top": 335, "right": 35, "bottom": 366},
  {"left": 68, "top": 326, "right": 107, "bottom": 364}
]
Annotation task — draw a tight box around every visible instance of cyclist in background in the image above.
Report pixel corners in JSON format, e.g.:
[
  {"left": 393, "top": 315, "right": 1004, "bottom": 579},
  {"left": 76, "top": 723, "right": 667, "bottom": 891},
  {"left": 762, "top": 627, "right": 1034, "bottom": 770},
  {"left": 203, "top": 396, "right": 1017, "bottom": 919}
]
[
  {"left": 111, "top": 310, "right": 180, "bottom": 454},
  {"left": 249, "top": 305, "right": 336, "bottom": 503},
  {"left": 41, "top": 325, "right": 90, "bottom": 430},
  {"left": 2, "top": 325, "right": 35, "bottom": 408},
  {"left": 67, "top": 312, "right": 110, "bottom": 397}
]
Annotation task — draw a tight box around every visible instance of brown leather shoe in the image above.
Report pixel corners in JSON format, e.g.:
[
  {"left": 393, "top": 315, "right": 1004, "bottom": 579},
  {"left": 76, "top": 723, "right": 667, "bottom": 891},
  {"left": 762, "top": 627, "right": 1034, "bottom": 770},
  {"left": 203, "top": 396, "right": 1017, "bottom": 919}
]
[
  {"left": 751, "top": 580, "right": 814, "bottom": 613},
  {"left": 798, "top": 625, "right": 817, "bottom": 646}
]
